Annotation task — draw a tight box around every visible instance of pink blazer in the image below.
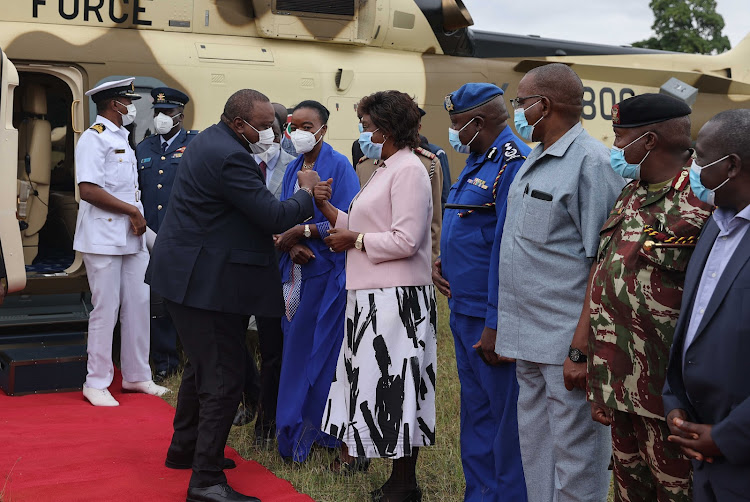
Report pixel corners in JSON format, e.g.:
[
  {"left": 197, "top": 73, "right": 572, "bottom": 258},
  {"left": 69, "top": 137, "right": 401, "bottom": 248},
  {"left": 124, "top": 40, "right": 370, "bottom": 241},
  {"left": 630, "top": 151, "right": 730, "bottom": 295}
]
[{"left": 335, "top": 147, "right": 433, "bottom": 291}]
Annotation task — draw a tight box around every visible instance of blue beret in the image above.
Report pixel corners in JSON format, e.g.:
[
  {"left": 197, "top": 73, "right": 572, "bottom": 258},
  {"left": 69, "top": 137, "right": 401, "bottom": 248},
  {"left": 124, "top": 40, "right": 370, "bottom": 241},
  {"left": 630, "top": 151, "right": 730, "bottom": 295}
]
[
  {"left": 444, "top": 83, "right": 504, "bottom": 115},
  {"left": 612, "top": 93, "right": 691, "bottom": 128},
  {"left": 151, "top": 87, "right": 189, "bottom": 109}
]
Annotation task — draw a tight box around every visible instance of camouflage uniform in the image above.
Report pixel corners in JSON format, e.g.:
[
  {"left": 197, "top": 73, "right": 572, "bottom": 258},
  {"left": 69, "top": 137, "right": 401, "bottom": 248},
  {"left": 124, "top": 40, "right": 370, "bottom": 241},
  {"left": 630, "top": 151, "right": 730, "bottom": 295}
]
[{"left": 588, "top": 168, "right": 713, "bottom": 502}]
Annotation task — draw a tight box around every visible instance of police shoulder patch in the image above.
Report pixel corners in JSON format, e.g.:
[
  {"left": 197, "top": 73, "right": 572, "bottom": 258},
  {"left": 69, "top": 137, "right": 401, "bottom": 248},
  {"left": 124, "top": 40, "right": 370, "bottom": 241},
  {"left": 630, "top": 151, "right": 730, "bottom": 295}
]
[
  {"left": 501, "top": 140, "right": 524, "bottom": 162},
  {"left": 90, "top": 123, "right": 105, "bottom": 134},
  {"left": 415, "top": 147, "right": 436, "bottom": 160}
]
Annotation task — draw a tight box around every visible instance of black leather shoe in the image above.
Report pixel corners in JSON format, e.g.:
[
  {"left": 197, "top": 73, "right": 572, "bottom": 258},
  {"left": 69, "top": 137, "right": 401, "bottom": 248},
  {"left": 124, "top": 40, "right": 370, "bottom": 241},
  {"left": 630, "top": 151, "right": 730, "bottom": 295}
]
[
  {"left": 166, "top": 457, "right": 237, "bottom": 470},
  {"left": 186, "top": 483, "right": 260, "bottom": 502},
  {"left": 370, "top": 486, "right": 422, "bottom": 502}
]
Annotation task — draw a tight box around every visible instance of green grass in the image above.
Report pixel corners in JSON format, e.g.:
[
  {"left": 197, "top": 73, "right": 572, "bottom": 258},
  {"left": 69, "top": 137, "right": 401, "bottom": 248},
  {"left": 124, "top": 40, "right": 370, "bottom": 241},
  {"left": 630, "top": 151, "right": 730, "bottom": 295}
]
[{"left": 161, "top": 295, "right": 615, "bottom": 501}]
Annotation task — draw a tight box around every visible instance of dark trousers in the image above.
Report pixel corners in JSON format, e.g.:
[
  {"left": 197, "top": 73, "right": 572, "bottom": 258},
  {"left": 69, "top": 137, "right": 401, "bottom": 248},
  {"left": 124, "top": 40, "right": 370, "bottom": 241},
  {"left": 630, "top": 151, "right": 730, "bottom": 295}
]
[
  {"left": 165, "top": 300, "right": 247, "bottom": 488},
  {"left": 150, "top": 291, "right": 180, "bottom": 373},
  {"left": 253, "top": 316, "right": 283, "bottom": 437}
]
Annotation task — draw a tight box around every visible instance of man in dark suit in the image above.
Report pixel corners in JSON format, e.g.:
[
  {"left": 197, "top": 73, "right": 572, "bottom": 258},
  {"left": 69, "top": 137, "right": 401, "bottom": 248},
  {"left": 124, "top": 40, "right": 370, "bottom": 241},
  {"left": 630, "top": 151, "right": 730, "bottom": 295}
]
[
  {"left": 663, "top": 108, "right": 750, "bottom": 502},
  {"left": 147, "top": 89, "right": 319, "bottom": 502}
]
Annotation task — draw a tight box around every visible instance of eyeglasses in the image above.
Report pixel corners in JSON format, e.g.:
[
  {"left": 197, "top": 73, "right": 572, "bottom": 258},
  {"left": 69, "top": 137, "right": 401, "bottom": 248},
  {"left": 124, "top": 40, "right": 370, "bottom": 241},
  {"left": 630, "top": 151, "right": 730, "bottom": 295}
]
[{"left": 510, "top": 95, "right": 544, "bottom": 110}]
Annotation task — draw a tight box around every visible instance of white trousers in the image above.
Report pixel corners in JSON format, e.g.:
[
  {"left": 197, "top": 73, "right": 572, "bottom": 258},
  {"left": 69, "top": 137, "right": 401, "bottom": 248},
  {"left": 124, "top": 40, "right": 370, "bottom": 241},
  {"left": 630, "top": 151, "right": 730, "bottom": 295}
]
[
  {"left": 83, "top": 251, "right": 152, "bottom": 389},
  {"left": 516, "top": 360, "right": 612, "bottom": 502}
]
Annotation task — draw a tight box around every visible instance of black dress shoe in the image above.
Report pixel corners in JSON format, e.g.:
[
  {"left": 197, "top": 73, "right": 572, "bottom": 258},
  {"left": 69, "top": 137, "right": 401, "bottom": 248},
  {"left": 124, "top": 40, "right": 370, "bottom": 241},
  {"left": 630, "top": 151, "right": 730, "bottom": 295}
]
[
  {"left": 186, "top": 483, "right": 260, "bottom": 502},
  {"left": 166, "top": 457, "right": 237, "bottom": 470}
]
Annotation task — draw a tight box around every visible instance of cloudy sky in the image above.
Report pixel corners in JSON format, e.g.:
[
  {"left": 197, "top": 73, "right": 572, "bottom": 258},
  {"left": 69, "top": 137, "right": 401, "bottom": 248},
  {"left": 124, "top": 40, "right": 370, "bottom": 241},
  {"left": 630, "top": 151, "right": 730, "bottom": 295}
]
[{"left": 462, "top": 0, "right": 748, "bottom": 49}]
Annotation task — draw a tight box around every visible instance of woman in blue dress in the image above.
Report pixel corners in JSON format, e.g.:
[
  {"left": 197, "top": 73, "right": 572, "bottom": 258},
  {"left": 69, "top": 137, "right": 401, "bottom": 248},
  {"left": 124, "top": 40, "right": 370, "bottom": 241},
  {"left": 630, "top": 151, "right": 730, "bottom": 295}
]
[{"left": 275, "top": 100, "right": 360, "bottom": 462}]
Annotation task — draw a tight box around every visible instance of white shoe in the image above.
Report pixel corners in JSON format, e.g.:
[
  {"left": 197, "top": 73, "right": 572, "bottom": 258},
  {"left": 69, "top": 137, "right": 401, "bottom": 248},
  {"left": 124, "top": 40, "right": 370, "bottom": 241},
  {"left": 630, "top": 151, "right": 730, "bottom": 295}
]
[
  {"left": 122, "top": 380, "right": 170, "bottom": 396},
  {"left": 83, "top": 386, "right": 120, "bottom": 407}
]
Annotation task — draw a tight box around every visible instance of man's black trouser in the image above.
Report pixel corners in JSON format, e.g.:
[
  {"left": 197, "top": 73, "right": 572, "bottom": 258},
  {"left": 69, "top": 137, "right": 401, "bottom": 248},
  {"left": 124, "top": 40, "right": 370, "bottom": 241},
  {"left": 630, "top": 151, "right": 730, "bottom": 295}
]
[
  {"left": 165, "top": 299, "right": 247, "bottom": 488},
  {"left": 251, "top": 316, "right": 284, "bottom": 437}
]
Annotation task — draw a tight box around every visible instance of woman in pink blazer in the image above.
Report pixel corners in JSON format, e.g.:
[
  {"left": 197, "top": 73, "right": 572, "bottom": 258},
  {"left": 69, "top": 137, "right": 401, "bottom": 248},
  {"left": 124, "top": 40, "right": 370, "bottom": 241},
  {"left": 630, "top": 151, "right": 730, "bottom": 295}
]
[{"left": 315, "top": 90, "right": 436, "bottom": 502}]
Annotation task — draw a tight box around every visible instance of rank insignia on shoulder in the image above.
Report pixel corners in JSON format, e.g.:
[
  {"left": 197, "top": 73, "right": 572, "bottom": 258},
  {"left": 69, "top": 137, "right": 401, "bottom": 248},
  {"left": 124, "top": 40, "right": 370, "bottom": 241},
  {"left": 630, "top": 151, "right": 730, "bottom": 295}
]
[
  {"left": 486, "top": 147, "right": 498, "bottom": 160},
  {"left": 114, "top": 149, "right": 126, "bottom": 154},
  {"left": 415, "top": 147, "right": 436, "bottom": 160},
  {"left": 90, "top": 123, "right": 105, "bottom": 134},
  {"left": 502, "top": 141, "right": 523, "bottom": 162}
]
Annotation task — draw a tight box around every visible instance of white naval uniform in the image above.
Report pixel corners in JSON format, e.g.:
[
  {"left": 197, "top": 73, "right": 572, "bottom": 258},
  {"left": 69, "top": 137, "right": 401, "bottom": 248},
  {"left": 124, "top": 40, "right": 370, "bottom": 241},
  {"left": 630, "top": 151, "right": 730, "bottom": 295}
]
[{"left": 74, "top": 115, "right": 152, "bottom": 390}]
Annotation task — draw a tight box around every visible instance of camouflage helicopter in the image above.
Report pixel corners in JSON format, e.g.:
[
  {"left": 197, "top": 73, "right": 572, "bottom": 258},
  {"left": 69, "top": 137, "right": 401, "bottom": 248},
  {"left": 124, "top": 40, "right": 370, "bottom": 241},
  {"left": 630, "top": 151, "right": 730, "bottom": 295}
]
[{"left": 0, "top": 0, "right": 748, "bottom": 312}]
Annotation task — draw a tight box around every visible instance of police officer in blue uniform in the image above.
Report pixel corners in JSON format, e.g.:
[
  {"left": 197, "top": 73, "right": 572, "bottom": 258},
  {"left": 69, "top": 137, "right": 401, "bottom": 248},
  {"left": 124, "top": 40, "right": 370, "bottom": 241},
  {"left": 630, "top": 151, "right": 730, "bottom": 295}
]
[
  {"left": 136, "top": 87, "right": 197, "bottom": 382},
  {"left": 432, "top": 83, "right": 530, "bottom": 502}
]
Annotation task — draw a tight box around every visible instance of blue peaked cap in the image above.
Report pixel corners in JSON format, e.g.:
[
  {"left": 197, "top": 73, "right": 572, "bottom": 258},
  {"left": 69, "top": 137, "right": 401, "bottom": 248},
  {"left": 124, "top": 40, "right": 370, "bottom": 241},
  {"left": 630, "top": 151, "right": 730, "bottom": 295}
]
[{"left": 444, "top": 83, "right": 504, "bottom": 115}]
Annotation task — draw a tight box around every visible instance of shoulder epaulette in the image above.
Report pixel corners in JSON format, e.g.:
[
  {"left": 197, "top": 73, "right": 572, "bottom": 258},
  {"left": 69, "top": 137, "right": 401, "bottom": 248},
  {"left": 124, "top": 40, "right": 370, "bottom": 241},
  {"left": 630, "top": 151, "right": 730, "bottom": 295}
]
[
  {"left": 501, "top": 140, "right": 525, "bottom": 163},
  {"left": 89, "top": 123, "right": 105, "bottom": 134},
  {"left": 415, "top": 147, "right": 436, "bottom": 160},
  {"left": 187, "top": 129, "right": 199, "bottom": 135},
  {"left": 673, "top": 168, "right": 690, "bottom": 191}
]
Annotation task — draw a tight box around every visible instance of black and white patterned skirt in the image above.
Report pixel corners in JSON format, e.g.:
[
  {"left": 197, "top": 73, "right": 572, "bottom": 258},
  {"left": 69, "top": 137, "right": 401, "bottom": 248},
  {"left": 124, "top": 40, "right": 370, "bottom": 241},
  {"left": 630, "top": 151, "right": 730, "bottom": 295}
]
[{"left": 322, "top": 285, "right": 437, "bottom": 459}]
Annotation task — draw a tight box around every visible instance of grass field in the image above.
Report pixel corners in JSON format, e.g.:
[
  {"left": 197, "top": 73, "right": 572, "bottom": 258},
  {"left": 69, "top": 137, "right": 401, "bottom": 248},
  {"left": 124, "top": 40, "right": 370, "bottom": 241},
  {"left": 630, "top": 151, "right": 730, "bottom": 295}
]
[{"left": 161, "top": 295, "right": 615, "bottom": 501}]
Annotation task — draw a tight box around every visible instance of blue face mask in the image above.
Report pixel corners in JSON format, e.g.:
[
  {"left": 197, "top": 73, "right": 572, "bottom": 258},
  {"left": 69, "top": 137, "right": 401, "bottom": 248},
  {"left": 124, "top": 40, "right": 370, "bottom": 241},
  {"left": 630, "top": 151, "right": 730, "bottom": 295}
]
[
  {"left": 448, "top": 117, "right": 477, "bottom": 154},
  {"left": 513, "top": 99, "right": 543, "bottom": 141},
  {"left": 689, "top": 155, "right": 730, "bottom": 206},
  {"left": 359, "top": 128, "right": 383, "bottom": 160},
  {"left": 609, "top": 131, "right": 651, "bottom": 180}
]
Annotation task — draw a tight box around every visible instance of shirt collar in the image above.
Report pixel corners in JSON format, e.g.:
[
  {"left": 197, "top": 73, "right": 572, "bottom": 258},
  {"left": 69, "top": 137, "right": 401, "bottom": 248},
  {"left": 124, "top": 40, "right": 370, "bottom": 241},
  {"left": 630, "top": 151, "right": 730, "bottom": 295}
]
[
  {"left": 160, "top": 128, "right": 182, "bottom": 149},
  {"left": 532, "top": 122, "right": 584, "bottom": 160},
  {"left": 713, "top": 203, "right": 750, "bottom": 235},
  {"left": 253, "top": 149, "right": 280, "bottom": 169},
  {"left": 96, "top": 115, "right": 121, "bottom": 133}
]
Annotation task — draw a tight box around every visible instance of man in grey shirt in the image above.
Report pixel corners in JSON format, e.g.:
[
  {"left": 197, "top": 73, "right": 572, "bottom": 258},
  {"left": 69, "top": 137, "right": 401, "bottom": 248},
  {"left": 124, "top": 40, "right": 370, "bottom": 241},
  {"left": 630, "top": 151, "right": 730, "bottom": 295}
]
[{"left": 497, "top": 63, "right": 624, "bottom": 502}]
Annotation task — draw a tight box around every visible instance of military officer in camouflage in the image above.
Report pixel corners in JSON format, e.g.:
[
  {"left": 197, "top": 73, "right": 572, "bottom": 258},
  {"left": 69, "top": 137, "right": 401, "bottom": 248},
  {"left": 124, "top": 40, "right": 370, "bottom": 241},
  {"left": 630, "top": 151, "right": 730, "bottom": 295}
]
[
  {"left": 565, "top": 94, "right": 713, "bottom": 501},
  {"left": 136, "top": 87, "right": 197, "bottom": 382}
]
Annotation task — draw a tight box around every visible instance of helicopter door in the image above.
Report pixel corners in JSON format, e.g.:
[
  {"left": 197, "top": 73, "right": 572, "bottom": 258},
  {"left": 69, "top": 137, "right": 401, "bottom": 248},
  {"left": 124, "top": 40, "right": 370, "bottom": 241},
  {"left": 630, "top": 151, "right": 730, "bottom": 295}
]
[{"left": 0, "top": 48, "right": 26, "bottom": 296}]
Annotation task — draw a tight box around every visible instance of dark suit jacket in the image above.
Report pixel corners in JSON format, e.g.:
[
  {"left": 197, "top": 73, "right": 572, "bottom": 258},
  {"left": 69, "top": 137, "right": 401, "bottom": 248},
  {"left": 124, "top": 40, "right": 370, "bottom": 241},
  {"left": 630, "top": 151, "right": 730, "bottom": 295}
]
[
  {"left": 146, "top": 121, "right": 314, "bottom": 316},
  {"left": 663, "top": 216, "right": 750, "bottom": 472}
]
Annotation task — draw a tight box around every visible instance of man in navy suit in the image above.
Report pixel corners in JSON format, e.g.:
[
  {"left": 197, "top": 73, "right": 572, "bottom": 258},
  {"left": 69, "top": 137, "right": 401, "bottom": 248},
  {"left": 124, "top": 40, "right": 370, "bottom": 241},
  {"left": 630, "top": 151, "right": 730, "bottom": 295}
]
[
  {"left": 136, "top": 86, "right": 197, "bottom": 382},
  {"left": 663, "top": 108, "right": 750, "bottom": 502},
  {"left": 147, "top": 89, "right": 319, "bottom": 502}
]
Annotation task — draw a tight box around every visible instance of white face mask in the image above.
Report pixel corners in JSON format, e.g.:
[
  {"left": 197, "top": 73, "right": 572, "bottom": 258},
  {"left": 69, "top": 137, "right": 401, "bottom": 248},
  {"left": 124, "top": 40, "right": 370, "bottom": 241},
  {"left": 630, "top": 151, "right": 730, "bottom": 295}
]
[
  {"left": 290, "top": 125, "right": 324, "bottom": 154},
  {"left": 242, "top": 119, "right": 275, "bottom": 154},
  {"left": 258, "top": 142, "right": 281, "bottom": 164},
  {"left": 115, "top": 100, "right": 137, "bottom": 126},
  {"left": 153, "top": 112, "right": 180, "bottom": 136}
]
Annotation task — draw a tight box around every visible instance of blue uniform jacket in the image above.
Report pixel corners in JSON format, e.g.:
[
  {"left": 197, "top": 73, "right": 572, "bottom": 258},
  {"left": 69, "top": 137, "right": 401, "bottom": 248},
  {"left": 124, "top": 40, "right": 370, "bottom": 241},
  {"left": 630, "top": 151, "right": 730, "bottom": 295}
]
[
  {"left": 663, "top": 217, "right": 750, "bottom": 473},
  {"left": 136, "top": 128, "right": 197, "bottom": 232},
  {"left": 440, "top": 126, "right": 530, "bottom": 329}
]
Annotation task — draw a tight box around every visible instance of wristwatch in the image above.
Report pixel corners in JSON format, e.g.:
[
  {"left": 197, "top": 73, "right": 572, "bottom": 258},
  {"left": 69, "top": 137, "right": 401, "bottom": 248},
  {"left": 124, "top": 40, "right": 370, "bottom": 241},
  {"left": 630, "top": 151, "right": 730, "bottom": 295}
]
[
  {"left": 568, "top": 346, "right": 587, "bottom": 363},
  {"left": 303, "top": 224, "right": 311, "bottom": 238},
  {"left": 354, "top": 233, "right": 365, "bottom": 251}
]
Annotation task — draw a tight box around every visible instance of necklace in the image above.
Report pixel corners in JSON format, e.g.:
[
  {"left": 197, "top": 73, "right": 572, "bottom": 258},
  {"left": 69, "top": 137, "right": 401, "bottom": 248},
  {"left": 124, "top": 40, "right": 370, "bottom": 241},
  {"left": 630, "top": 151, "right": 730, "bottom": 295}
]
[{"left": 302, "top": 160, "right": 315, "bottom": 171}]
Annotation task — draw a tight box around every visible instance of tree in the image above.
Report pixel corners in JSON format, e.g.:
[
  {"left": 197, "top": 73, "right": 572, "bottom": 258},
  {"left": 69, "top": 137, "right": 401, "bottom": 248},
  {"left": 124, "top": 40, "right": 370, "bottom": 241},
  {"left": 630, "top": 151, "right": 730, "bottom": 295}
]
[{"left": 633, "top": 0, "right": 731, "bottom": 54}]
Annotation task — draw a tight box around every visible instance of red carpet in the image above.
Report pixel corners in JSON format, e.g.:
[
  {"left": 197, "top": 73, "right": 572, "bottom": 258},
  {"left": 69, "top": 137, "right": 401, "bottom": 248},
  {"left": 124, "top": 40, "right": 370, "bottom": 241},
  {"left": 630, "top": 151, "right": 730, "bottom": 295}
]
[{"left": 0, "top": 375, "right": 313, "bottom": 502}]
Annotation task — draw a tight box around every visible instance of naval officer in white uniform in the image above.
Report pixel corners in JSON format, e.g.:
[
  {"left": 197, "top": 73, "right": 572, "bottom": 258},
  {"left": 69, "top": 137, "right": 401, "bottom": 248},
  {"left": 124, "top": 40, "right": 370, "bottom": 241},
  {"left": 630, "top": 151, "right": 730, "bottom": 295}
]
[{"left": 74, "top": 77, "right": 168, "bottom": 406}]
